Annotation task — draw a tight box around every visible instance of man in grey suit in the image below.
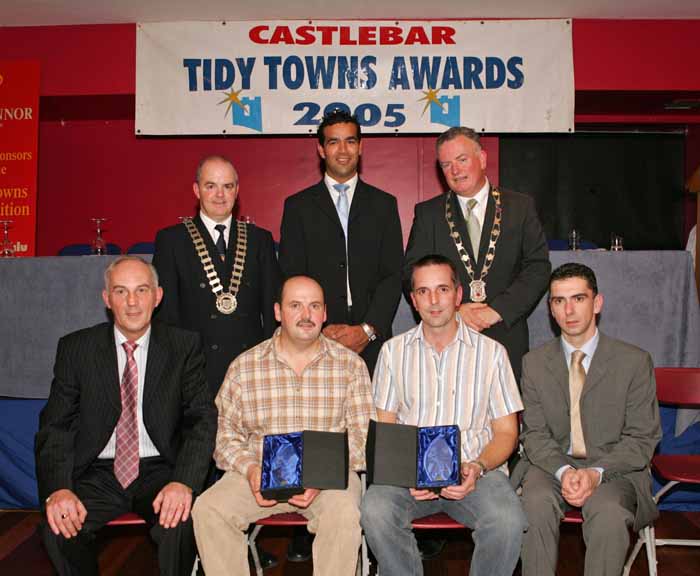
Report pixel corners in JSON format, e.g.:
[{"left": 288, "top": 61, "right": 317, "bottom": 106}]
[{"left": 516, "top": 262, "right": 661, "bottom": 576}]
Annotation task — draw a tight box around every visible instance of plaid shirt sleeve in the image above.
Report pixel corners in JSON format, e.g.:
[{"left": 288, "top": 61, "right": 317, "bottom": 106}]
[
  {"left": 346, "top": 357, "right": 376, "bottom": 471},
  {"left": 213, "top": 365, "right": 258, "bottom": 477}
]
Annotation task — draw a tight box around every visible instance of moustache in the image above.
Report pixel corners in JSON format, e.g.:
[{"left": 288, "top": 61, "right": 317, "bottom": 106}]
[{"left": 296, "top": 320, "right": 316, "bottom": 328}]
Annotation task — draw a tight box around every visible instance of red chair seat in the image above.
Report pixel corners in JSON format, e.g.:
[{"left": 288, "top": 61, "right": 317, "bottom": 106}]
[
  {"left": 411, "top": 513, "right": 464, "bottom": 530},
  {"left": 562, "top": 509, "right": 584, "bottom": 524},
  {"left": 106, "top": 512, "right": 146, "bottom": 526},
  {"left": 254, "top": 512, "right": 308, "bottom": 526},
  {"left": 652, "top": 455, "right": 700, "bottom": 484}
]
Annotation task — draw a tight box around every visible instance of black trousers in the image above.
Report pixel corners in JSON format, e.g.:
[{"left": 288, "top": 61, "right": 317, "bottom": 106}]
[{"left": 40, "top": 458, "right": 196, "bottom": 576}]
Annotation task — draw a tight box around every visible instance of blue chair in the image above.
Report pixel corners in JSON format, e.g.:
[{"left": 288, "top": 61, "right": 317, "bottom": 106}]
[
  {"left": 126, "top": 242, "right": 155, "bottom": 254},
  {"left": 58, "top": 243, "right": 121, "bottom": 256}
]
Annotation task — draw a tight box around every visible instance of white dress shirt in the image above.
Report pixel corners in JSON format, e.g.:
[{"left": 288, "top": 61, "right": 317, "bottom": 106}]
[
  {"left": 324, "top": 172, "right": 359, "bottom": 307},
  {"left": 199, "top": 211, "right": 233, "bottom": 248},
  {"left": 98, "top": 326, "right": 160, "bottom": 459},
  {"left": 455, "top": 177, "right": 490, "bottom": 230},
  {"left": 555, "top": 329, "right": 603, "bottom": 482}
]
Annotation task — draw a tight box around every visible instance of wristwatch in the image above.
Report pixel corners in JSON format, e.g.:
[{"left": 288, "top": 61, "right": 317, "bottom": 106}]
[
  {"left": 361, "top": 322, "right": 377, "bottom": 342},
  {"left": 470, "top": 460, "right": 487, "bottom": 478}
]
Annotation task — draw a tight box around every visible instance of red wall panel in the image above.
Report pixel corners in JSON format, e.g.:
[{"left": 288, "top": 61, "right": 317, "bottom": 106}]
[
  {"left": 0, "top": 24, "right": 134, "bottom": 95},
  {"left": 35, "top": 119, "right": 498, "bottom": 255},
  {"left": 0, "top": 19, "right": 696, "bottom": 254},
  {"left": 573, "top": 19, "right": 700, "bottom": 91}
]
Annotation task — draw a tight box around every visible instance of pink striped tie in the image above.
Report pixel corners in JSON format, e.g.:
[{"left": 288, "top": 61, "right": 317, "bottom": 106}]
[{"left": 114, "top": 341, "right": 139, "bottom": 488}]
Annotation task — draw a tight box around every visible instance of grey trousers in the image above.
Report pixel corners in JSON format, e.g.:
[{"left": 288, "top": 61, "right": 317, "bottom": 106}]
[{"left": 520, "top": 465, "right": 637, "bottom": 576}]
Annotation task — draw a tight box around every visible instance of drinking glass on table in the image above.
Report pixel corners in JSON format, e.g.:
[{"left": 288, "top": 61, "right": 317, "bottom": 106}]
[
  {"left": 90, "top": 217, "right": 107, "bottom": 255},
  {"left": 0, "top": 220, "right": 15, "bottom": 258},
  {"left": 610, "top": 234, "right": 624, "bottom": 251},
  {"left": 568, "top": 229, "right": 580, "bottom": 251}
]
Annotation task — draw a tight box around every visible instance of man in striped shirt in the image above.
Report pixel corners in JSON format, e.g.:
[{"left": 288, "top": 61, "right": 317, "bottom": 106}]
[
  {"left": 361, "top": 254, "right": 526, "bottom": 576},
  {"left": 192, "top": 275, "right": 375, "bottom": 576}
]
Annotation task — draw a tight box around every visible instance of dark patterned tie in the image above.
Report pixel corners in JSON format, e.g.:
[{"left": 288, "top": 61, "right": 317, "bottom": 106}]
[
  {"left": 214, "top": 224, "right": 227, "bottom": 259},
  {"left": 114, "top": 341, "right": 139, "bottom": 488},
  {"left": 569, "top": 350, "right": 587, "bottom": 458}
]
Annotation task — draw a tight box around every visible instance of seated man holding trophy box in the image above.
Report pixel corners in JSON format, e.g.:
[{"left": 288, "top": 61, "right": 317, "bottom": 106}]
[
  {"left": 361, "top": 255, "right": 527, "bottom": 576},
  {"left": 192, "top": 276, "right": 375, "bottom": 576}
]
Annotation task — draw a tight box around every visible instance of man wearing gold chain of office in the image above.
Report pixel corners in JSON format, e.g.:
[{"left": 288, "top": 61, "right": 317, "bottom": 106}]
[{"left": 404, "top": 127, "right": 550, "bottom": 381}]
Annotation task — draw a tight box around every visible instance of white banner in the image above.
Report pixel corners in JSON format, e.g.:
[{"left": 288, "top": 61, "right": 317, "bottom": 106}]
[{"left": 136, "top": 20, "right": 574, "bottom": 135}]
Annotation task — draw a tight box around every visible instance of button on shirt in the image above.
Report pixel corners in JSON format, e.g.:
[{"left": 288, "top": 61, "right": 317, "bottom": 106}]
[
  {"left": 373, "top": 316, "right": 523, "bottom": 472},
  {"left": 98, "top": 327, "right": 160, "bottom": 459},
  {"left": 325, "top": 173, "right": 358, "bottom": 307},
  {"left": 214, "top": 329, "right": 376, "bottom": 476},
  {"left": 200, "top": 211, "right": 233, "bottom": 248},
  {"left": 455, "top": 177, "right": 490, "bottom": 231}
]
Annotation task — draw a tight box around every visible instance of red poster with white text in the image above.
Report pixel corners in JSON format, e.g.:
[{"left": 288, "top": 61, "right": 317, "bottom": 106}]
[{"left": 0, "top": 60, "right": 40, "bottom": 256}]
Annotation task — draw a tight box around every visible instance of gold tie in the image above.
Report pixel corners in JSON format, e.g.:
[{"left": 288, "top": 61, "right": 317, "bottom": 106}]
[
  {"left": 569, "top": 350, "right": 587, "bottom": 458},
  {"left": 465, "top": 198, "right": 481, "bottom": 258}
]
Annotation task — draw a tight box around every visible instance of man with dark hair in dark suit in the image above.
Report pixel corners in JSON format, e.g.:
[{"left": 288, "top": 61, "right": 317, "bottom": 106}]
[
  {"left": 36, "top": 256, "right": 216, "bottom": 576},
  {"left": 404, "top": 126, "right": 551, "bottom": 381},
  {"left": 279, "top": 110, "right": 404, "bottom": 377},
  {"left": 152, "top": 155, "right": 280, "bottom": 399},
  {"left": 278, "top": 110, "right": 403, "bottom": 561},
  {"left": 515, "top": 263, "right": 661, "bottom": 576}
]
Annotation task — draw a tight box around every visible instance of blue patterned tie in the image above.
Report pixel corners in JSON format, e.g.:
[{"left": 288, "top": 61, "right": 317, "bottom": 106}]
[{"left": 334, "top": 183, "right": 349, "bottom": 239}]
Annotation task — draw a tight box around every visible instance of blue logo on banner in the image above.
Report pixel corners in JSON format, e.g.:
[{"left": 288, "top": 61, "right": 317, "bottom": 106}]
[
  {"left": 233, "top": 96, "right": 262, "bottom": 132},
  {"left": 431, "top": 95, "right": 460, "bottom": 127}
]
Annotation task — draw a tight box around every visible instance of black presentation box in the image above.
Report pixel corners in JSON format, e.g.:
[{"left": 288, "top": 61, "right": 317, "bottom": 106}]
[
  {"left": 366, "top": 420, "right": 461, "bottom": 491},
  {"left": 260, "top": 430, "right": 348, "bottom": 501}
]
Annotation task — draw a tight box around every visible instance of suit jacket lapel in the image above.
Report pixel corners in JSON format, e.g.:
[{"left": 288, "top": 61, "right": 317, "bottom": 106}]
[
  {"left": 448, "top": 191, "right": 478, "bottom": 263},
  {"left": 348, "top": 179, "right": 369, "bottom": 224},
  {"left": 478, "top": 187, "right": 497, "bottom": 267},
  {"left": 96, "top": 325, "right": 122, "bottom": 414},
  {"left": 582, "top": 332, "right": 612, "bottom": 400},
  {"left": 545, "top": 339, "right": 571, "bottom": 409},
  {"left": 143, "top": 323, "right": 168, "bottom": 410},
  {"left": 311, "top": 181, "right": 345, "bottom": 232}
]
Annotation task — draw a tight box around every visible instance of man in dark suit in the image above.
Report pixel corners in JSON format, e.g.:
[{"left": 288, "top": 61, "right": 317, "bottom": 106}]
[
  {"left": 516, "top": 263, "right": 661, "bottom": 576},
  {"left": 279, "top": 110, "right": 403, "bottom": 377},
  {"left": 403, "top": 126, "right": 550, "bottom": 380},
  {"left": 35, "top": 256, "right": 217, "bottom": 576},
  {"left": 153, "top": 155, "right": 280, "bottom": 399}
]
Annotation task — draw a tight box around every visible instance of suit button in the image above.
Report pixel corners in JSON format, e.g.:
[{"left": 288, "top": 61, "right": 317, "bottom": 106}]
[
  {"left": 339, "top": 262, "right": 346, "bottom": 269},
  {"left": 211, "top": 344, "right": 219, "bottom": 351},
  {"left": 200, "top": 282, "right": 206, "bottom": 288},
  {"left": 210, "top": 314, "right": 217, "bottom": 319}
]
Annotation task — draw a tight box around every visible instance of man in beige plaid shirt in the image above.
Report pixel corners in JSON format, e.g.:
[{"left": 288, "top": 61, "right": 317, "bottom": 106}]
[{"left": 192, "top": 275, "right": 375, "bottom": 576}]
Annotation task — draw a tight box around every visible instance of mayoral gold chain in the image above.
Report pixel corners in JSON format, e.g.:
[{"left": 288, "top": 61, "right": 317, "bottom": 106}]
[
  {"left": 183, "top": 218, "right": 248, "bottom": 315},
  {"left": 444, "top": 189, "right": 502, "bottom": 303}
]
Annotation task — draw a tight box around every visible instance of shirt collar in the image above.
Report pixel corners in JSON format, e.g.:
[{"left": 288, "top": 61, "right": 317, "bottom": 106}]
[
  {"left": 199, "top": 210, "right": 233, "bottom": 239},
  {"left": 114, "top": 325, "right": 151, "bottom": 349},
  {"left": 408, "top": 314, "right": 475, "bottom": 348},
  {"left": 561, "top": 328, "right": 599, "bottom": 364},
  {"left": 325, "top": 173, "right": 358, "bottom": 196},
  {"left": 455, "top": 177, "right": 490, "bottom": 211},
  {"left": 260, "top": 328, "right": 334, "bottom": 361}
]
